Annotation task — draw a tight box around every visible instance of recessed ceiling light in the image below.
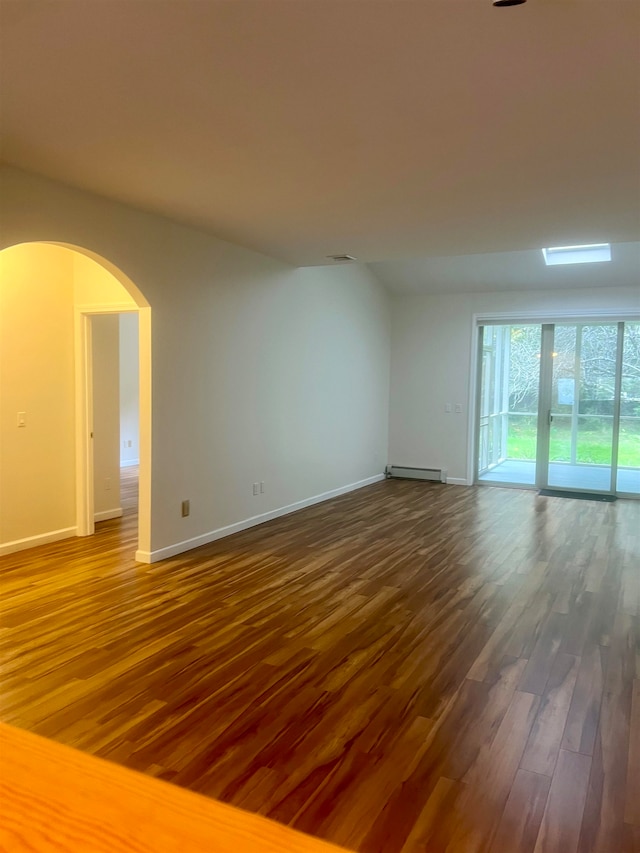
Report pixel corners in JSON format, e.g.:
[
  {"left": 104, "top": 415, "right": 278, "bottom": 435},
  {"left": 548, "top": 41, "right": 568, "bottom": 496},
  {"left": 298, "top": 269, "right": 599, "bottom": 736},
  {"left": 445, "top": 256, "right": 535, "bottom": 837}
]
[
  {"left": 327, "top": 254, "right": 357, "bottom": 262},
  {"left": 542, "top": 243, "right": 611, "bottom": 266}
]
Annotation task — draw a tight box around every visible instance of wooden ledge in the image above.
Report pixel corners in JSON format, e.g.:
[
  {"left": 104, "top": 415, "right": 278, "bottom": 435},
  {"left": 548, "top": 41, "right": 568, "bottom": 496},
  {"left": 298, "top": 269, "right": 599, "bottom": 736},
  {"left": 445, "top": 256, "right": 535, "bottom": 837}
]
[{"left": 0, "top": 723, "right": 352, "bottom": 852}]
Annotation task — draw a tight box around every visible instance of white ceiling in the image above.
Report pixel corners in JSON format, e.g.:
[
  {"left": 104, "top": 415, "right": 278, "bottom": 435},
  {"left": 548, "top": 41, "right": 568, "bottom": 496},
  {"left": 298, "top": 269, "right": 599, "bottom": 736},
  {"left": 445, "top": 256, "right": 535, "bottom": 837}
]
[
  {"left": 1, "top": 0, "right": 639, "bottom": 280},
  {"left": 371, "top": 241, "right": 640, "bottom": 294}
]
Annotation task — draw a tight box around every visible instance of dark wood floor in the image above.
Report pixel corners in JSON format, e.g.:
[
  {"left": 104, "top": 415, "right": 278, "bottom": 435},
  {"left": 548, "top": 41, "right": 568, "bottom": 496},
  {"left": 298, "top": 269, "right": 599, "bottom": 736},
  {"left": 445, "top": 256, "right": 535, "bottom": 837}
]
[{"left": 1, "top": 473, "right": 638, "bottom": 852}]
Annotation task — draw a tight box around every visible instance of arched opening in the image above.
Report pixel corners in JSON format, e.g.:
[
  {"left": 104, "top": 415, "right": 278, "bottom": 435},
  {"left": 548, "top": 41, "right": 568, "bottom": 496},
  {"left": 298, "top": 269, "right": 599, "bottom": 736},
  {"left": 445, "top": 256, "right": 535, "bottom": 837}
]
[{"left": 0, "top": 241, "right": 151, "bottom": 559}]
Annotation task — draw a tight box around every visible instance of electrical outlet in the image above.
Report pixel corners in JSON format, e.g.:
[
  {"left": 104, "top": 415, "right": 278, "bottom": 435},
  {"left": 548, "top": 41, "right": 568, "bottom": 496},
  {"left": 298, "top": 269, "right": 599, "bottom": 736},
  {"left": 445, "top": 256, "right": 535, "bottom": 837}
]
[{"left": 181, "top": 500, "right": 190, "bottom": 517}]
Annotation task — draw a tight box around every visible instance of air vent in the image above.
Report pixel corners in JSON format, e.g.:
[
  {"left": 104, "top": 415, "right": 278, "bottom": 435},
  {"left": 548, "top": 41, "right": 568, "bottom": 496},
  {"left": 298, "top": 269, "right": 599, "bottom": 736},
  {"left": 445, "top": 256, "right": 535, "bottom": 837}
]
[{"left": 327, "top": 254, "right": 357, "bottom": 262}]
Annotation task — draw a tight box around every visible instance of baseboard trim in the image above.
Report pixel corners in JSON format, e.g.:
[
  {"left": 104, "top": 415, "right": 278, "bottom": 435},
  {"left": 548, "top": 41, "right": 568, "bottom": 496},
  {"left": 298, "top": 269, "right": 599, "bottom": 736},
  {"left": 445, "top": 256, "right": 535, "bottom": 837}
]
[
  {"left": 446, "top": 477, "right": 472, "bottom": 486},
  {"left": 136, "top": 473, "right": 386, "bottom": 564},
  {"left": 0, "top": 526, "right": 78, "bottom": 556},
  {"left": 94, "top": 507, "right": 123, "bottom": 522}
]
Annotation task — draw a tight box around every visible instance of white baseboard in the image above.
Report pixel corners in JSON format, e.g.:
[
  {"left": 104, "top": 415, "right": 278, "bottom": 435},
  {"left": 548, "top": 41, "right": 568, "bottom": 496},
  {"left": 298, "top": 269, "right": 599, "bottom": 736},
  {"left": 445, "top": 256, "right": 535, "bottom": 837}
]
[
  {"left": 94, "top": 507, "right": 123, "bottom": 522},
  {"left": 136, "top": 473, "right": 386, "bottom": 564},
  {"left": 446, "top": 477, "right": 472, "bottom": 486},
  {"left": 120, "top": 459, "right": 139, "bottom": 467},
  {"left": 0, "top": 526, "right": 77, "bottom": 556}
]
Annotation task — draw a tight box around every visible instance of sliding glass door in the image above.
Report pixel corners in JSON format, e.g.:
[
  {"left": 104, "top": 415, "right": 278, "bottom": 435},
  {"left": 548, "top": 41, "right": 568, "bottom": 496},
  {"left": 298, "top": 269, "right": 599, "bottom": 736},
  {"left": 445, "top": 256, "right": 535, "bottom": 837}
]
[
  {"left": 476, "top": 320, "right": 640, "bottom": 496},
  {"left": 618, "top": 322, "right": 640, "bottom": 494},
  {"left": 477, "top": 324, "right": 541, "bottom": 486},
  {"left": 543, "top": 323, "right": 618, "bottom": 491}
]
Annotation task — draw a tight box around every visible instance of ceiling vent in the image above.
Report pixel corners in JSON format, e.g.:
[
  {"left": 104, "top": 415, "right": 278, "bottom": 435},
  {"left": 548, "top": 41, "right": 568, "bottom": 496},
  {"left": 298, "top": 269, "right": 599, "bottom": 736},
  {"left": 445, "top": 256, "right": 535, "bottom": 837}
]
[{"left": 327, "top": 254, "right": 357, "bottom": 262}]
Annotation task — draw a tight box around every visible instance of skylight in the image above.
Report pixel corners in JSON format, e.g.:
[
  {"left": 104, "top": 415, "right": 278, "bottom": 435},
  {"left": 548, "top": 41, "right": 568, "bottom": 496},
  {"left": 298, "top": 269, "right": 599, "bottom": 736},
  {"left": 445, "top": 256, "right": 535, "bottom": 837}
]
[{"left": 542, "top": 243, "right": 611, "bottom": 266}]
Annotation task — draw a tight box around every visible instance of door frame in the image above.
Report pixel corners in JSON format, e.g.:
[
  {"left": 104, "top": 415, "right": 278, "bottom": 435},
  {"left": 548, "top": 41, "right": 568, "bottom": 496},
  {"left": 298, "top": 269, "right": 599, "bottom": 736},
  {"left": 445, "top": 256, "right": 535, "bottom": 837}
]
[
  {"left": 74, "top": 303, "right": 152, "bottom": 555},
  {"left": 470, "top": 309, "right": 640, "bottom": 491},
  {"left": 535, "top": 323, "right": 554, "bottom": 489}
]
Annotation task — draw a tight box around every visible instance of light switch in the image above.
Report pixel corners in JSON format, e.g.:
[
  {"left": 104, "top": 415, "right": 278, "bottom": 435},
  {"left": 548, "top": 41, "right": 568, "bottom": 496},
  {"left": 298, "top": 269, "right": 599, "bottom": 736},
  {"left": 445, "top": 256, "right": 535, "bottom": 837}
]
[
  {"left": 17, "top": 412, "right": 26, "bottom": 428},
  {"left": 455, "top": 403, "right": 462, "bottom": 413},
  {"left": 445, "top": 403, "right": 452, "bottom": 413}
]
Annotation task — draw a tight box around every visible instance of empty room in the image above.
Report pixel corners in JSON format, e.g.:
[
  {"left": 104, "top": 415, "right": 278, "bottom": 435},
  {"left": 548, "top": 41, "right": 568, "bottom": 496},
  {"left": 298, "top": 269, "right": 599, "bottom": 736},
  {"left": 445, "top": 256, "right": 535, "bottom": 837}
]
[{"left": 0, "top": 1, "right": 638, "bottom": 852}]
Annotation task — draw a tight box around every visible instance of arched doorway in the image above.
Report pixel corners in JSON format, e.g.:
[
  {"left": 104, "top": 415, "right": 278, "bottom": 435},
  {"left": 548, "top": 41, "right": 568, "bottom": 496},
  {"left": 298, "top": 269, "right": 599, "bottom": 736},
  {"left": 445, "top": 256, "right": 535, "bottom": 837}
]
[{"left": 0, "top": 241, "right": 151, "bottom": 559}]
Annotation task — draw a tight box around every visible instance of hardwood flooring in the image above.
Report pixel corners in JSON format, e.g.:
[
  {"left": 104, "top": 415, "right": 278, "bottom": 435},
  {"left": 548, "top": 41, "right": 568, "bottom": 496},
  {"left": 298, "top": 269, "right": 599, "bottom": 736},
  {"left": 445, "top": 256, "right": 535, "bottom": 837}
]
[{"left": 1, "top": 474, "right": 638, "bottom": 852}]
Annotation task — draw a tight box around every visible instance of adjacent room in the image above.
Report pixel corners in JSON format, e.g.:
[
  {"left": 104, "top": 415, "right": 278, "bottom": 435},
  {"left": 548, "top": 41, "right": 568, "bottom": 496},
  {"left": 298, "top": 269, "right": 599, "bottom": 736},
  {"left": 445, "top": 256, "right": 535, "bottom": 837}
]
[{"left": 0, "top": 1, "right": 638, "bottom": 851}]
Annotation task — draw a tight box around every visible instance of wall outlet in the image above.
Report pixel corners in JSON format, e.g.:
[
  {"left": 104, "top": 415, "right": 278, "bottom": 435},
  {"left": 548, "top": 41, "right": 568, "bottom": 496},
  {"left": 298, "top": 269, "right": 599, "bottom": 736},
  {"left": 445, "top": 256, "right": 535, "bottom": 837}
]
[
  {"left": 252, "top": 483, "right": 259, "bottom": 496},
  {"left": 181, "top": 499, "right": 190, "bottom": 517},
  {"left": 260, "top": 481, "right": 265, "bottom": 494}
]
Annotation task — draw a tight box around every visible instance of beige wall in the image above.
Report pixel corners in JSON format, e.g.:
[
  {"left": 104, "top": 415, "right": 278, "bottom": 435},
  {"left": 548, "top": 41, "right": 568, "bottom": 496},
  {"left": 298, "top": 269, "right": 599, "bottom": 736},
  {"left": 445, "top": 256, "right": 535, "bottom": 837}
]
[
  {"left": 1, "top": 165, "right": 391, "bottom": 561},
  {"left": 74, "top": 252, "right": 137, "bottom": 308},
  {"left": 92, "top": 314, "right": 122, "bottom": 519},
  {"left": 0, "top": 244, "right": 76, "bottom": 549},
  {"left": 0, "top": 240, "right": 137, "bottom": 553}
]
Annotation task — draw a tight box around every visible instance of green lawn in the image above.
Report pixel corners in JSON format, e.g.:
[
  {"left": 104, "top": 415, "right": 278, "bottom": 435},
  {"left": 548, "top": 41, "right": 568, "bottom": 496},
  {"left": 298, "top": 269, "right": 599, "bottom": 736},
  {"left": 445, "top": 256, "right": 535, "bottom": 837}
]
[{"left": 507, "top": 417, "right": 640, "bottom": 467}]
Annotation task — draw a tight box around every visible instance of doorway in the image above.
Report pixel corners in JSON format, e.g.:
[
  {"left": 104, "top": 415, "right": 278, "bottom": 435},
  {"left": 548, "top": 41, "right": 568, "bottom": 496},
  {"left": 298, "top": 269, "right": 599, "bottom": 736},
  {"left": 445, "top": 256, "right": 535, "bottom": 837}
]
[
  {"left": 476, "top": 320, "right": 640, "bottom": 496},
  {"left": 89, "top": 312, "right": 140, "bottom": 530},
  {"left": 0, "top": 242, "right": 151, "bottom": 560}
]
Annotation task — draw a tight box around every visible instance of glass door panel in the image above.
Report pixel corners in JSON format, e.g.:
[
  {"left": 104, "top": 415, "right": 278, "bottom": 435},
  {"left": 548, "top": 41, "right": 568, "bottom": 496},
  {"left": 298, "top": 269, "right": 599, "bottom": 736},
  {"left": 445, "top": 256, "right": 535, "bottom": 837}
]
[
  {"left": 547, "top": 324, "right": 618, "bottom": 492},
  {"left": 477, "top": 324, "right": 540, "bottom": 485},
  {"left": 617, "top": 322, "right": 640, "bottom": 494}
]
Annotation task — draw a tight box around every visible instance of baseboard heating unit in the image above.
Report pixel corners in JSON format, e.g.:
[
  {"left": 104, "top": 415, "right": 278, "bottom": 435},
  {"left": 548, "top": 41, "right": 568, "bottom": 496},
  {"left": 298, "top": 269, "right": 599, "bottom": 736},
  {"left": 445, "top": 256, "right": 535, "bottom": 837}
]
[{"left": 385, "top": 465, "right": 447, "bottom": 484}]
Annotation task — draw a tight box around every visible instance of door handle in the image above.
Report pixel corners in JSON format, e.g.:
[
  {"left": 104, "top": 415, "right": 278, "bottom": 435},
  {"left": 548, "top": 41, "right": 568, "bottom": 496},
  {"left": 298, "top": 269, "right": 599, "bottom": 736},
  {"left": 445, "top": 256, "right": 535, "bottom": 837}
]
[{"left": 548, "top": 410, "right": 553, "bottom": 426}]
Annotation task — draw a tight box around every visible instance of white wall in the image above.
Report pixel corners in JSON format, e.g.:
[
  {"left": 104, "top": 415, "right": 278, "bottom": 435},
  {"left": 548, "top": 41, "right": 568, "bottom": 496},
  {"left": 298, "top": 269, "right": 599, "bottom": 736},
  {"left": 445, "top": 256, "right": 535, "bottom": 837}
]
[
  {"left": 1, "top": 165, "right": 391, "bottom": 561},
  {"left": 389, "top": 287, "right": 640, "bottom": 484},
  {"left": 92, "top": 314, "right": 122, "bottom": 520},
  {"left": 119, "top": 313, "right": 140, "bottom": 465}
]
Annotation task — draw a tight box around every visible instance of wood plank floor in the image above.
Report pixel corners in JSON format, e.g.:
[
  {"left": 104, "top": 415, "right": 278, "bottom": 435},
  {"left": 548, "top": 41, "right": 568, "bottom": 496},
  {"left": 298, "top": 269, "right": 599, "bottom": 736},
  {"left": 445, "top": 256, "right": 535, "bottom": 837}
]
[{"left": 1, "top": 474, "right": 638, "bottom": 852}]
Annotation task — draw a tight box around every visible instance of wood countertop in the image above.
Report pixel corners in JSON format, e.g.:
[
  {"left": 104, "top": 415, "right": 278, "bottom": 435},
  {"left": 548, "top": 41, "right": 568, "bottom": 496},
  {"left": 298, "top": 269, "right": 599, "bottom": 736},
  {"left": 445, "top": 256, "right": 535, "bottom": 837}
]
[{"left": 0, "top": 723, "right": 353, "bottom": 852}]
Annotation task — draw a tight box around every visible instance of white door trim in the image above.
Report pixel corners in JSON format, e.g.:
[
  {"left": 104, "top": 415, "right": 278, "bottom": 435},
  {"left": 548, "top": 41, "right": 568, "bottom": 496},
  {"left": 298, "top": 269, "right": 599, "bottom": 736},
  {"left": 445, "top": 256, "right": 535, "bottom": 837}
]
[
  {"left": 74, "top": 305, "right": 152, "bottom": 558},
  {"left": 74, "top": 311, "right": 94, "bottom": 536}
]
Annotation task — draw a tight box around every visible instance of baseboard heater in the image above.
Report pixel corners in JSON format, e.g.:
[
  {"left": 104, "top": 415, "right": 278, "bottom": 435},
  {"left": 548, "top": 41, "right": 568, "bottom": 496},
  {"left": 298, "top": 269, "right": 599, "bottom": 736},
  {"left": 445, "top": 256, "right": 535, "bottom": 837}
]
[{"left": 385, "top": 465, "right": 447, "bottom": 484}]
